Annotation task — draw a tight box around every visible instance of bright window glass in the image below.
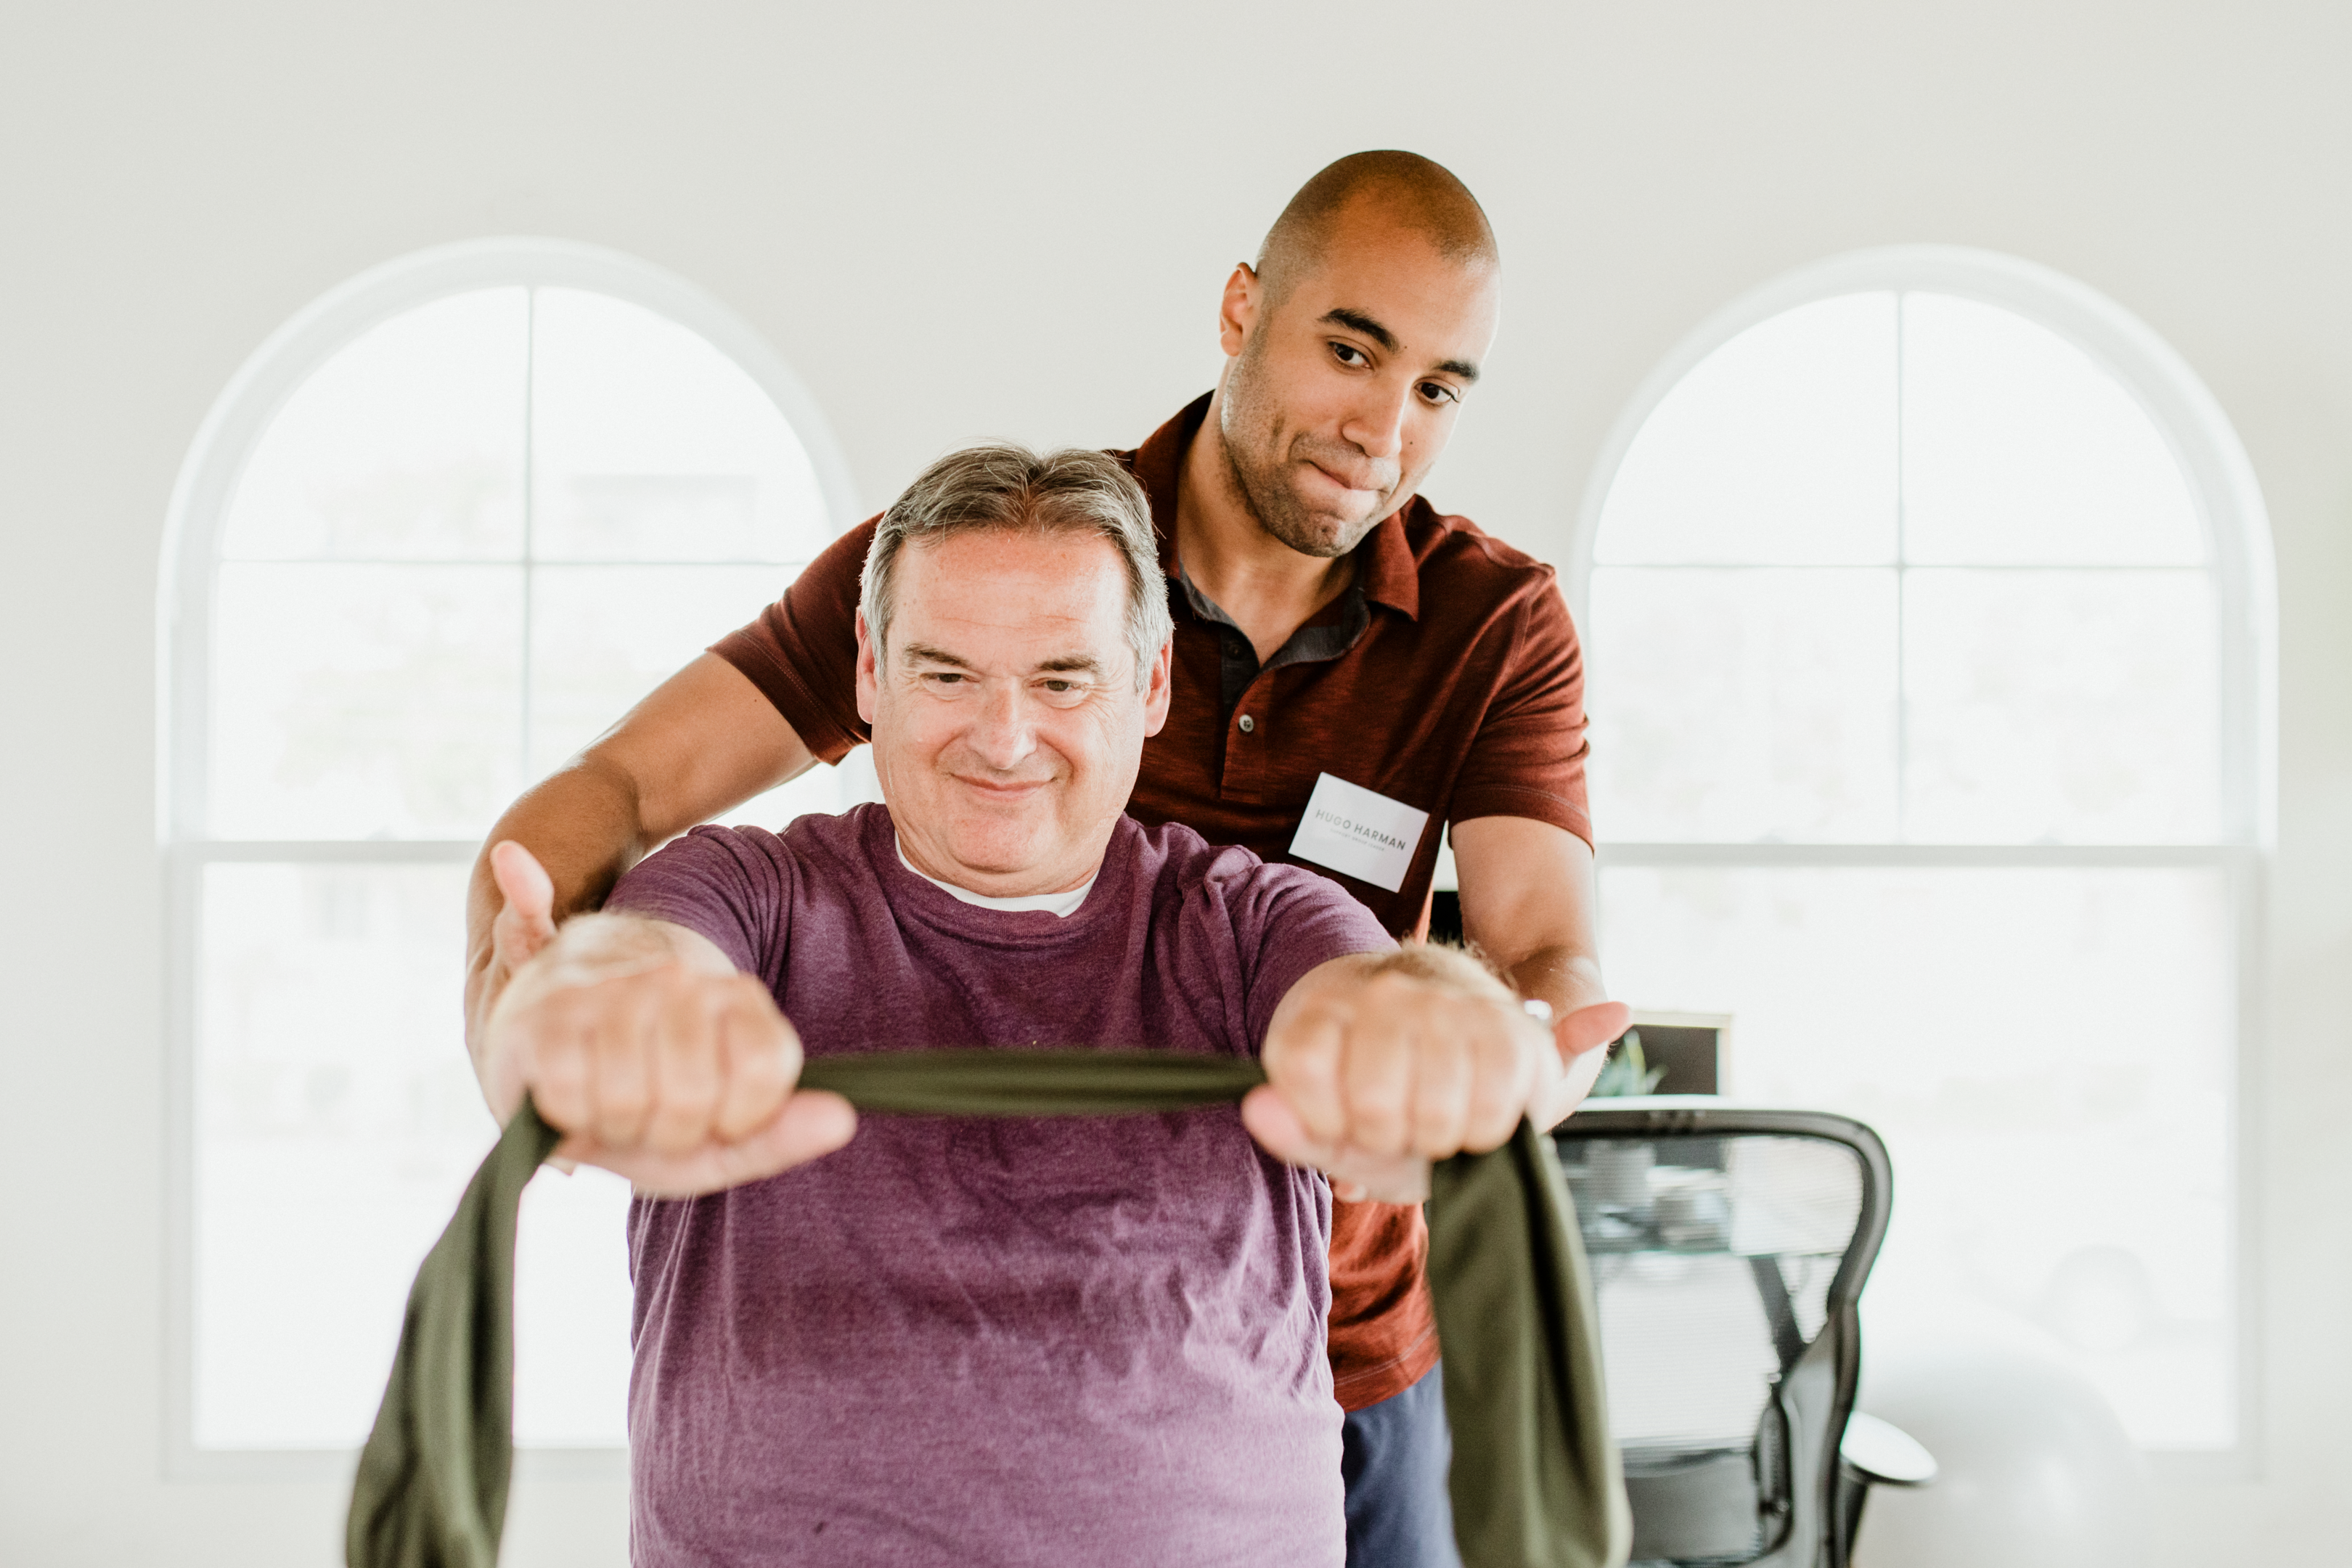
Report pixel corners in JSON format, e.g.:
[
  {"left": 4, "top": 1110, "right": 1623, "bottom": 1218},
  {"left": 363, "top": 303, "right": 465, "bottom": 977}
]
[
  {"left": 1586, "top": 285, "right": 2238, "bottom": 1449},
  {"left": 1596, "top": 294, "right": 1899, "bottom": 567},
  {"left": 1597, "top": 864, "right": 2234, "bottom": 1447},
  {"left": 1591, "top": 293, "right": 2221, "bottom": 847},
  {"left": 1585, "top": 568, "right": 1899, "bottom": 844},
  {"left": 190, "top": 282, "right": 837, "bottom": 1449}
]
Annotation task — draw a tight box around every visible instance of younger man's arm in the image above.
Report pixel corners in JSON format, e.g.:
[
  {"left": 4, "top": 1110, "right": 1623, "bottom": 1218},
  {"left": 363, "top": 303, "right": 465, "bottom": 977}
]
[{"left": 1450, "top": 815, "right": 1622, "bottom": 1129}]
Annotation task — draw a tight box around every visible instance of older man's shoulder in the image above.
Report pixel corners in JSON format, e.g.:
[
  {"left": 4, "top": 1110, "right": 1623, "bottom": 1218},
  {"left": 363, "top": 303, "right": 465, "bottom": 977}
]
[
  {"left": 1123, "top": 816, "right": 1374, "bottom": 916},
  {"left": 631, "top": 806, "right": 886, "bottom": 886}
]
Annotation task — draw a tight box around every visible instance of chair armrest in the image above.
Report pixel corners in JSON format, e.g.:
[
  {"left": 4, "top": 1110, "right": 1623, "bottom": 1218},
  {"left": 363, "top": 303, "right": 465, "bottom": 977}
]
[{"left": 1840, "top": 1411, "right": 1937, "bottom": 1487}]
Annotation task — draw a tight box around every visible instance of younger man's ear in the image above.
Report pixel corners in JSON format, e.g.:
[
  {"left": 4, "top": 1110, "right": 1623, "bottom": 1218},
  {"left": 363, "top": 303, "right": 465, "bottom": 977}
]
[{"left": 1217, "top": 263, "right": 1262, "bottom": 359}]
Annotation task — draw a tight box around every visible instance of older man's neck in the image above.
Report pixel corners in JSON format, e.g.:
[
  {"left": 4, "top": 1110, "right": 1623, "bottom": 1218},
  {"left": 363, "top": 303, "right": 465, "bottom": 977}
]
[
  {"left": 1176, "top": 414, "right": 1355, "bottom": 666},
  {"left": 892, "top": 833, "right": 1099, "bottom": 916}
]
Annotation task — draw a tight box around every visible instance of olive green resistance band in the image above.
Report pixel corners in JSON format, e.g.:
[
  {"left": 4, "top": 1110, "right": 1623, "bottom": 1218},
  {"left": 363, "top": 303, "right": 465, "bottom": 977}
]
[{"left": 346, "top": 1051, "right": 1630, "bottom": 1568}]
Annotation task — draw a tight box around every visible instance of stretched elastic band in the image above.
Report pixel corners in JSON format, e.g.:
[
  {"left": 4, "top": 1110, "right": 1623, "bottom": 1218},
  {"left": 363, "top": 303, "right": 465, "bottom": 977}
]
[{"left": 346, "top": 1051, "right": 1629, "bottom": 1568}]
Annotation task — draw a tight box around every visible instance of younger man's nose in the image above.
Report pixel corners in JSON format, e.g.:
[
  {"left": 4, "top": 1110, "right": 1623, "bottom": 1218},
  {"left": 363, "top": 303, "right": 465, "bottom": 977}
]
[{"left": 1341, "top": 384, "right": 1410, "bottom": 463}]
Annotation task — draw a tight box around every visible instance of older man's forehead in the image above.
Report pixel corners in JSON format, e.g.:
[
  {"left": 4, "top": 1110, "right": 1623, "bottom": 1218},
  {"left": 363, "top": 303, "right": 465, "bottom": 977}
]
[{"left": 892, "top": 535, "right": 1128, "bottom": 660}]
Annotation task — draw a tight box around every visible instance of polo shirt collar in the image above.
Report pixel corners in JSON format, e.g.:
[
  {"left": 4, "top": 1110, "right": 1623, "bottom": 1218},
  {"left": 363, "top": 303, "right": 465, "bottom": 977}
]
[{"left": 1133, "top": 393, "right": 1422, "bottom": 624}]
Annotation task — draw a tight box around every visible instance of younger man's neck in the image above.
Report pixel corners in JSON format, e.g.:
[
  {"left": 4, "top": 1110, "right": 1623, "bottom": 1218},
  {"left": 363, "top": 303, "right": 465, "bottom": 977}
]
[{"left": 1175, "top": 403, "right": 1355, "bottom": 665}]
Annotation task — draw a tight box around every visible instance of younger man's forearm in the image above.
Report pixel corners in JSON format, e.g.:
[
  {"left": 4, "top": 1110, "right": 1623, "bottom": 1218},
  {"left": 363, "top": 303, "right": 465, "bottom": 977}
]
[
  {"left": 464, "top": 755, "right": 656, "bottom": 1063},
  {"left": 1501, "top": 944, "right": 1614, "bottom": 1130}
]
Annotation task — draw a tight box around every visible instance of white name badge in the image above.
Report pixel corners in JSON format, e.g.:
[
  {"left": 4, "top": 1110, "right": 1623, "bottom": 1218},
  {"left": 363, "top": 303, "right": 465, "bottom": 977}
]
[{"left": 1289, "top": 772, "right": 1429, "bottom": 893}]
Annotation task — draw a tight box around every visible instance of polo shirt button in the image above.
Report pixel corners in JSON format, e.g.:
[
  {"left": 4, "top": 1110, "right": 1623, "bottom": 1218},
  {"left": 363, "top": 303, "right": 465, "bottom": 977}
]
[{"left": 1238, "top": 714, "right": 1256, "bottom": 733}]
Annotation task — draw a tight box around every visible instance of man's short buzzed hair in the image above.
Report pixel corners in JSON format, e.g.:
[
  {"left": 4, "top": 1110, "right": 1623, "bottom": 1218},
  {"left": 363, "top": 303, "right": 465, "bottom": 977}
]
[
  {"left": 1254, "top": 150, "right": 1499, "bottom": 308},
  {"left": 859, "top": 444, "right": 1175, "bottom": 691}
]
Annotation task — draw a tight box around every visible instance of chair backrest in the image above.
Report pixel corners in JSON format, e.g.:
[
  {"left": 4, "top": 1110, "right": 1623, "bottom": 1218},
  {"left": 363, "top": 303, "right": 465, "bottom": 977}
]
[{"left": 1553, "top": 1099, "right": 1891, "bottom": 1568}]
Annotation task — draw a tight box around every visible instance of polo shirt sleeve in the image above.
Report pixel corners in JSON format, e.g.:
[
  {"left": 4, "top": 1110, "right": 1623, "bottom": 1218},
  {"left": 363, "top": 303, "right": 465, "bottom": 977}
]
[
  {"left": 1447, "top": 578, "right": 1594, "bottom": 848},
  {"left": 709, "top": 517, "right": 881, "bottom": 765},
  {"left": 605, "top": 825, "right": 796, "bottom": 984}
]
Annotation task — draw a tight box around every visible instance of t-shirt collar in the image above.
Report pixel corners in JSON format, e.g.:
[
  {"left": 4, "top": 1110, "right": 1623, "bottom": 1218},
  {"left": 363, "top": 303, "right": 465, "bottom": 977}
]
[
  {"left": 893, "top": 831, "right": 1096, "bottom": 918},
  {"left": 1132, "top": 393, "right": 1422, "bottom": 624},
  {"left": 866, "top": 805, "right": 1133, "bottom": 941}
]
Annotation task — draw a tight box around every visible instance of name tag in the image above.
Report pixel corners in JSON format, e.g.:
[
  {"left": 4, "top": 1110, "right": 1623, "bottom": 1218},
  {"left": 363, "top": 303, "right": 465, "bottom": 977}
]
[{"left": 1289, "top": 773, "right": 1429, "bottom": 893}]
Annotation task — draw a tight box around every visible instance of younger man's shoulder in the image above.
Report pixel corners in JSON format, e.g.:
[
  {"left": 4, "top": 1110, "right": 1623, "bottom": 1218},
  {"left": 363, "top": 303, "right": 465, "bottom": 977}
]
[{"left": 1397, "top": 495, "right": 1563, "bottom": 600}]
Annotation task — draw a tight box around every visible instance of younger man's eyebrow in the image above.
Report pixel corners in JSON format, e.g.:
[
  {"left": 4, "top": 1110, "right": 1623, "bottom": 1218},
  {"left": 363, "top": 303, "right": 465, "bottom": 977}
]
[
  {"left": 1320, "top": 308, "right": 1397, "bottom": 352},
  {"left": 1320, "top": 307, "right": 1481, "bottom": 383}
]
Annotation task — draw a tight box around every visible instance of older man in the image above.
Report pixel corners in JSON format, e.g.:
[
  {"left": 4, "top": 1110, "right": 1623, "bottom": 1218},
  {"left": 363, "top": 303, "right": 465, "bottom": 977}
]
[
  {"left": 469, "top": 152, "right": 1625, "bottom": 1564},
  {"left": 477, "top": 446, "right": 1563, "bottom": 1567}
]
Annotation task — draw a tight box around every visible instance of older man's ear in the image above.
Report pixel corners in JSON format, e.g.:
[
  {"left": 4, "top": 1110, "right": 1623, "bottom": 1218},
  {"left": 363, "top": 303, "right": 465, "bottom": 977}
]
[
  {"left": 1140, "top": 638, "right": 1174, "bottom": 735},
  {"left": 853, "top": 610, "right": 881, "bottom": 727}
]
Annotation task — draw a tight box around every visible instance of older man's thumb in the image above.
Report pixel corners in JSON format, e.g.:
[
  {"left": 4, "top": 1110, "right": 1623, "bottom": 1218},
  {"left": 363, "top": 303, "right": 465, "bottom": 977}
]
[{"left": 489, "top": 840, "right": 560, "bottom": 965}]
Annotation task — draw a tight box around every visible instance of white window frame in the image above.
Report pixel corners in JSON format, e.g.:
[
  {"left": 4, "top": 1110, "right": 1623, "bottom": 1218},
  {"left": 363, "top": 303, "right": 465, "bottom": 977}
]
[
  {"left": 1569, "top": 245, "right": 2277, "bottom": 1479},
  {"left": 156, "top": 238, "right": 859, "bottom": 1480}
]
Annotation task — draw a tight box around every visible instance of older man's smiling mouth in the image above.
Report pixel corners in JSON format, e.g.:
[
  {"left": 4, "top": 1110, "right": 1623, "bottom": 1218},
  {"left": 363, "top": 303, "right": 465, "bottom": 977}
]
[{"left": 952, "top": 773, "right": 1051, "bottom": 799}]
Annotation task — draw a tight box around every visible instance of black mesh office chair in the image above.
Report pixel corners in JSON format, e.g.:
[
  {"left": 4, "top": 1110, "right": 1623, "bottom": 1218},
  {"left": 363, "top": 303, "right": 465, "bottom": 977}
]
[{"left": 1553, "top": 1098, "right": 1932, "bottom": 1567}]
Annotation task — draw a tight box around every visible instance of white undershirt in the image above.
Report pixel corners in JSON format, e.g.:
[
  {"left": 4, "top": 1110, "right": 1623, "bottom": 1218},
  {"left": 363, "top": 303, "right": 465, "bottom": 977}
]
[{"left": 894, "top": 834, "right": 1097, "bottom": 918}]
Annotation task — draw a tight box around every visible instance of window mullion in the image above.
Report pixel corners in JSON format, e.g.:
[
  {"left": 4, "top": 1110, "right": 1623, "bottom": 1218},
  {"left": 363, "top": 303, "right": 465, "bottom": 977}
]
[
  {"left": 173, "top": 839, "right": 481, "bottom": 864},
  {"left": 1893, "top": 289, "right": 1909, "bottom": 845},
  {"left": 1594, "top": 841, "right": 2247, "bottom": 870},
  {"left": 520, "top": 286, "right": 537, "bottom": 795}
]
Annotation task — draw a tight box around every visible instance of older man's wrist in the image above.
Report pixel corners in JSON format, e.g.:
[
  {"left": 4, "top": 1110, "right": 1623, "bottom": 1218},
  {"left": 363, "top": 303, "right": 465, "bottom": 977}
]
[{"left": 1367, "top": 941, "right": 1519, "bottom": 1006}]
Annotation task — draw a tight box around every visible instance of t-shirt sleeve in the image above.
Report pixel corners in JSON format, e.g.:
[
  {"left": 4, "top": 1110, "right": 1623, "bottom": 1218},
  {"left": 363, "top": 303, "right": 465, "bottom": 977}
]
[
  {"left": 709, "top": 516, "right": 880, "bottom": 765},
  {"left": 1229, "top": 862, "right": 1397, "bottom": 1054},
  {"left": 1447, "top": 576, "right": 1593, "bottom": 846},
  {"left": 604, "top": 825, "right": 794, "bottom": 983}
]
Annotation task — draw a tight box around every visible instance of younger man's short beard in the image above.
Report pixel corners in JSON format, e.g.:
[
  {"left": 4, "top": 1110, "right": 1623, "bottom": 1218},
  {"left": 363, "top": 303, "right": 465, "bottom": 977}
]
[{"left": 1216, "top": 343, "right": 1375, "bottom": 562}]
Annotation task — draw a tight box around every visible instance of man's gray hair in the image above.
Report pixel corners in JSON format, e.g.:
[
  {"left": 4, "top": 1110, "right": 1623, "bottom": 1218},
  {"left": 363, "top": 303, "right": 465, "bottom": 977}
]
[{"left": 859, "top": 444, "right": 1174, "bottom": 690}]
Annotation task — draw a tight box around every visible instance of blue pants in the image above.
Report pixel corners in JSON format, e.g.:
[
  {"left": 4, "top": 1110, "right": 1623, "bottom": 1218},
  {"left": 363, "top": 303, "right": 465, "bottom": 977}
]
[{"left": 1341, "top": 1360, "right": 1462, "bottom": 1568}]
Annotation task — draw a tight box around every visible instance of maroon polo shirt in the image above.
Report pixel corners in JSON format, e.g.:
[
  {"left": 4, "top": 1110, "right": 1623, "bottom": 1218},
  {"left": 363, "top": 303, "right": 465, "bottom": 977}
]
[{"left": 711, "top": 392, "right": 1592, "bottom": 1410}]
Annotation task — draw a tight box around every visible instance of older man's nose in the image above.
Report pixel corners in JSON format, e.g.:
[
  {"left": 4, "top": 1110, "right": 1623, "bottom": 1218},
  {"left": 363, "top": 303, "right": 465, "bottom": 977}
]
[{"left": 965, "top": 682, "right": 1040, "bottom": 770}]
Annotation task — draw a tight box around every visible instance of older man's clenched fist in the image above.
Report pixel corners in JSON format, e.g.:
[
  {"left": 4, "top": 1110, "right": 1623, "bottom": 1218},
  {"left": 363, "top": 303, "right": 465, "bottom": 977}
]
[
  {"left": 478, "top": 841, "right": 856, "bottom": 1196},
  {"left": 1244, "top": 944, "right": 1612, "bottom": 1204}
]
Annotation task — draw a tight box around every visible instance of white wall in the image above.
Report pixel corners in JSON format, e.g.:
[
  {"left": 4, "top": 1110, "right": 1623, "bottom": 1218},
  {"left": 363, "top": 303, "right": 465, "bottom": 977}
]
[{"left": 3, "top": 2, "right": 2345, "bottom": 1561}]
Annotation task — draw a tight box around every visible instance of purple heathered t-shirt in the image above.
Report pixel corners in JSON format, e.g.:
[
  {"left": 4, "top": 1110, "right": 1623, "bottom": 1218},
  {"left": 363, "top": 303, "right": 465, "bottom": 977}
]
[{"left": 604, "top": 804, "right": 1395, "bottom": 1568}]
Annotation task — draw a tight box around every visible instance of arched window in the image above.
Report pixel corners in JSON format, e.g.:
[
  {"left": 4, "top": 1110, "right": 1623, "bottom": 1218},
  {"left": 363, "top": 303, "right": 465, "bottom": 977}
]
[
  {"left": 1577, "top": 247, "right": 2271, "bottom": 1454},
  {"left": 162, "top": 241, "right": 857, "bottom": 1460}
]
